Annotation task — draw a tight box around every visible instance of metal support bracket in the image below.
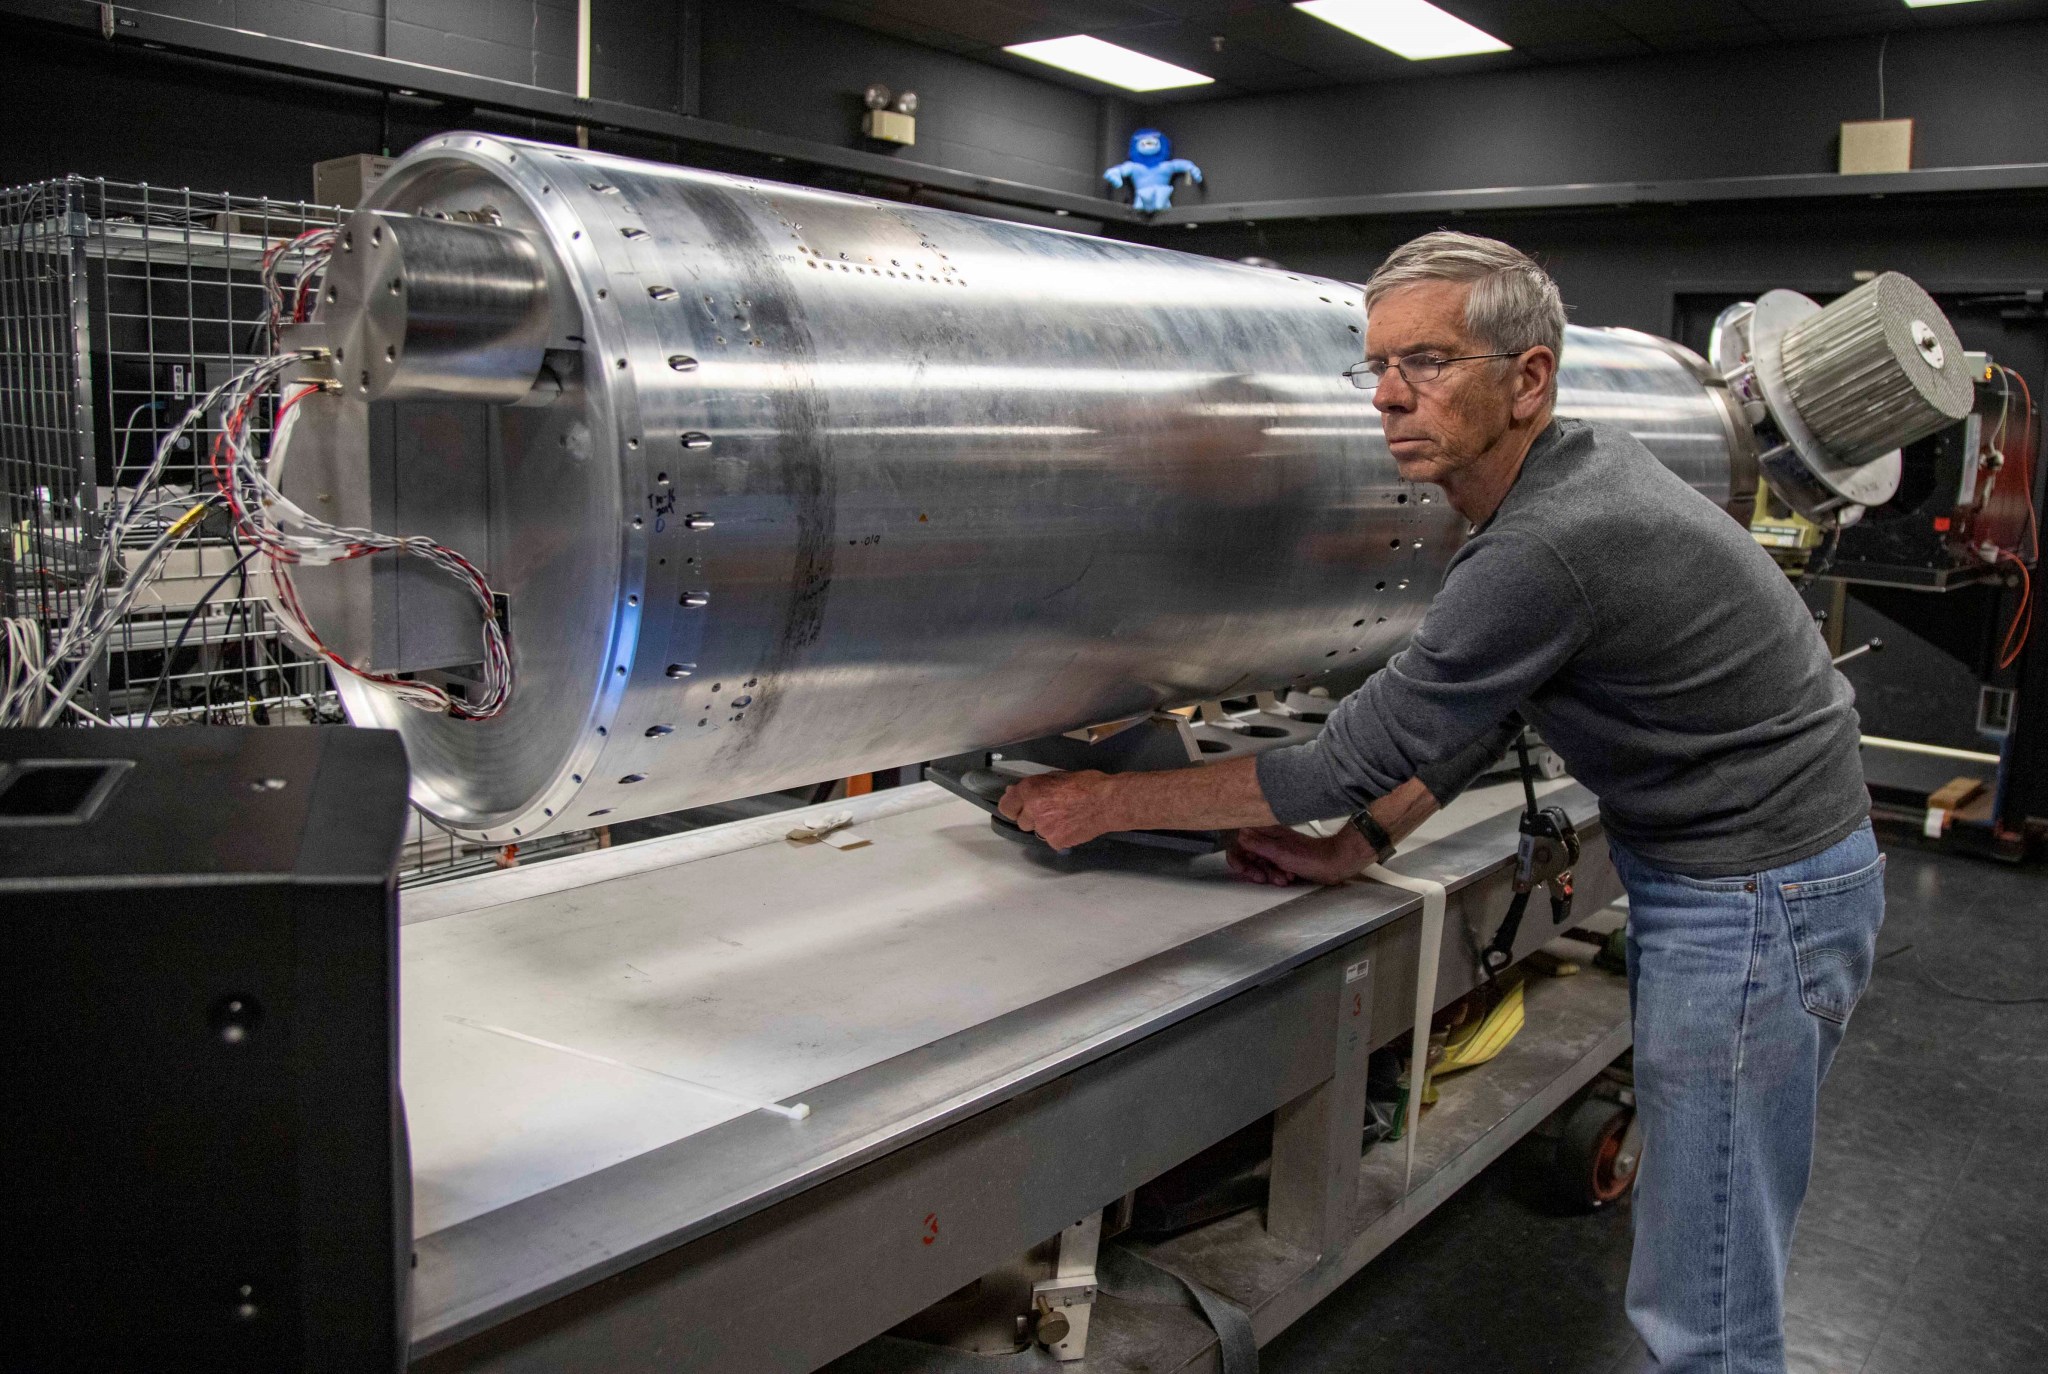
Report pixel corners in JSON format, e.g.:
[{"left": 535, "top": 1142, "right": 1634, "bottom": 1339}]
[{"left": 1030, "top": 1212, "right": 1103, "bottom": 1360}]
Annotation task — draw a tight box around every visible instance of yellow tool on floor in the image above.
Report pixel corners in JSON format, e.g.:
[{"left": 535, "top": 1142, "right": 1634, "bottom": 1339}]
[{"left": 1412, "top": 977, "right": 1528, "bottom": 1109}]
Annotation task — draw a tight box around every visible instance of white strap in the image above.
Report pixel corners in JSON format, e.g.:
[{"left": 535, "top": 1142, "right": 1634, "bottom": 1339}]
[{"left": 1363, "top": 864, "right": 1447, "bottom": 1192}]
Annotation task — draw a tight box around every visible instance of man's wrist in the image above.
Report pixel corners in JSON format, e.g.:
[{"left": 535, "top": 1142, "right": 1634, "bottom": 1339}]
[{"left": 1349, "top": 804, "right": 1397, "bottom": 861}]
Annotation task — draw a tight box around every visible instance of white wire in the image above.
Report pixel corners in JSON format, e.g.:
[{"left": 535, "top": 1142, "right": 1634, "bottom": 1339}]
[{"left": 8, "top": 225, "right": 513, "bottom": 728}]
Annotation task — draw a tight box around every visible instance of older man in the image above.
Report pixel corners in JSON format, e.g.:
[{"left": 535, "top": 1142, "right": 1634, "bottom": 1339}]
[{"left": 999, "top": 231, "right": 1885, "bottom": 1373}]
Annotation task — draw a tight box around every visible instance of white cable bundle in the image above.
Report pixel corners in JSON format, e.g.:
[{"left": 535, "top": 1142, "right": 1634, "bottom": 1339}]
[{"left": 3, "top": 227, "right": 513, "bottom": 728}]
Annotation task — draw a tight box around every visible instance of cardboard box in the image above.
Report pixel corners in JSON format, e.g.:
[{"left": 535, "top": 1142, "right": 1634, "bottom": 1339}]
[
  {"left": 1840, "top": 119, "right": 1913, "bottom": 175},
  {"left": 314, "top": 153, "right": 394, "bottom": 209},
  {"left": 861, "top": 109, "right": 916, "bottom": 147}
]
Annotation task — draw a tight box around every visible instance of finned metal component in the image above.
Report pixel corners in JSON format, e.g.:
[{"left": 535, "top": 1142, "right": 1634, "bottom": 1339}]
[
  {"left": 1778, "top": 272, "right": 1972, "bottom": 467},
  {"left": 1728, "top": 273, "right": 1973, "bottom": 524},
  {"left": 322, "top": 208, "right": 550, "bottom": 404}
]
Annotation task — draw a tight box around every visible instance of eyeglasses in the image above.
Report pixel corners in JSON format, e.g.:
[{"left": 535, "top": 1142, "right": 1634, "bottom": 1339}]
[{"left": 1343, "top": 350, "right": 1526, "bottom": 391}]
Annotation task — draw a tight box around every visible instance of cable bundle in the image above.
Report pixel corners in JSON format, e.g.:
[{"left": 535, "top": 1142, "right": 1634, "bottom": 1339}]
[
  {"left": 1, "top": 228, "right": 514, "bottom": 727},
  {"left": 216, "top": 377, "right": 512, "bottom": 718}
]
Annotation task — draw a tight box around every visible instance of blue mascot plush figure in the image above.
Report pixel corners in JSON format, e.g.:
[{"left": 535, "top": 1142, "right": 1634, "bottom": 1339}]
[{"left": 1104, "top": 128, "right": 1201, "bottom": 213}]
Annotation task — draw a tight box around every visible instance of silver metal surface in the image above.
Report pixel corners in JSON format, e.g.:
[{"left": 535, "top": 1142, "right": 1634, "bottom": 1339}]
[
  {"left": 286, "top": 133, "right": 1748, "bottom": 843},
  {"left": 401, "top": 775, "right": 1593, "bottom": 1355},
  {"left": 326, "top": 209, "right": 551, "bottom": 404},
  {"left": 1748, "top": 289, "right": 1902, "bottom": 518}
]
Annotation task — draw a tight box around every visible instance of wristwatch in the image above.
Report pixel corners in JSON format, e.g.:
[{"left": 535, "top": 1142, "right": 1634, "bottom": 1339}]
[{"left": 1349, "top": 805, "right": 1396, "bottom": 862}]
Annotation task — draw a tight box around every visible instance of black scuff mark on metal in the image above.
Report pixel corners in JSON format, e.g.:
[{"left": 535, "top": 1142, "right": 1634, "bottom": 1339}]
[{"left": 681, "top": 182, "right": 835, "bottom": 747}]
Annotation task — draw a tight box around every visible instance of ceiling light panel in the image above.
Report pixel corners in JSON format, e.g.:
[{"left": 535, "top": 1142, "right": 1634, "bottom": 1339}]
[
  {"left": 1294, "top": 0, "right": 1512, "bottom": 61},
  {"left": 1003, "top": 35, "right": 1215, "bottom": 91}
]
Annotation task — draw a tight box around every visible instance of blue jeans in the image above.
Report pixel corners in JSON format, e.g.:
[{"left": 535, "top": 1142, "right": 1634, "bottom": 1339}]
[{"left": 1611, "top": 821, "right": 1885, "bottom": 1374}]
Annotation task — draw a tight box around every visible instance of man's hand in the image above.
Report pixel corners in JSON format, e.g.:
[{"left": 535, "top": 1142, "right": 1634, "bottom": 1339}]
[
  {"left": 1226, "top": 824, "right": 1375, "bottom": 886},
  {"left": 998, "top": 770, "right": 1125, "bottom": 851}
]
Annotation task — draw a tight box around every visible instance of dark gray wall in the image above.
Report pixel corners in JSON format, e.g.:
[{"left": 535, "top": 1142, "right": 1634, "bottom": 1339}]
[
  {"left": 1150, "top": 20, "right": 2048, "bottom": 206},
  {"left": 0, "top": 0, "right": 1118, "bottom": 207},
  {"left": 125, "top": 0, "right": 684, "bottom": 108},
  {"left": 1122, "top": 193, "right": 2048, "bottom": 339},
  {"left": 698, "top": 1, "right": 1106, "bottom": 198}
]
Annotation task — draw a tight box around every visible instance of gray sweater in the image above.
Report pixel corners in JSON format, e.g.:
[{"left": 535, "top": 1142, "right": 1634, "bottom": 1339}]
[{"left": 1255, "top": 417, "right": 1869, "bottom": 878}]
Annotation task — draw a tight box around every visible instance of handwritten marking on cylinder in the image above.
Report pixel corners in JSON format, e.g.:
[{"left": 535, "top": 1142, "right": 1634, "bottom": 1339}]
[
  {"left": 680, "top": 432, "right": 713, "bottom": 449},
  {"left": 668, "top": 355, "right": 699, "bottom": 372},
  {"left": 681, "top": 591, "right": 710, "bottom": 608}
]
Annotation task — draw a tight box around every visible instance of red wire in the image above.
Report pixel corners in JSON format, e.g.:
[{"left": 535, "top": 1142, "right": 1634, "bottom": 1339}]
[{"left": 1998, "top": 550, "right": 2033, "bottom": 671}]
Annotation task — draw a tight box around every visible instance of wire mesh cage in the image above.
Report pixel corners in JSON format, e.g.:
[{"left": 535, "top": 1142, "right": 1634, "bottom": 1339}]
[
  {"left": 1, "top": 176, "right": 340, "bottom": 729},
  {"left": 0, "top": 176, "right": 614, "bottom": 883}
]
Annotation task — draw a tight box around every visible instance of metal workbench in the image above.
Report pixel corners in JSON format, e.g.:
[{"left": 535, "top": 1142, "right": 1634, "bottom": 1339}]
[{"left": 400, "top": 776, "right": 1628, "bottom": 1372}]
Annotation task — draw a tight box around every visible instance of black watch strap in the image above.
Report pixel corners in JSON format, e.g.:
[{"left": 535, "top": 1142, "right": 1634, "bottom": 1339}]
[{"left": 1349, "top": 806, "right": 1396, "bottom": 860}]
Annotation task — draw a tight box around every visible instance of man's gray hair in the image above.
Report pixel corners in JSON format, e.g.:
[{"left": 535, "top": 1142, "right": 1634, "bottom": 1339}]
[{"left": 1364, "top": 231, "right": 1567, "bottom": 381}]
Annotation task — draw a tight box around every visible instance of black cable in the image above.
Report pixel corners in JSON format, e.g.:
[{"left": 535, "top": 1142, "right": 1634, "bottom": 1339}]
[
  {"left": 1874, "top": 942, "right": 2048, "bottom": 1006},
  {"left": 139, "top": 546, "right": 259, "bottom": 726},
  {"left": 1912, "top": 964, "right": 2048, "bottom": 1006}
]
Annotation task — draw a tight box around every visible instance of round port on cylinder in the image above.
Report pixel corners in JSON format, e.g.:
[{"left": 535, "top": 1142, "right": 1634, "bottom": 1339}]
[{"left": 322, "top": 209, "right": 551, "bottom": 404}]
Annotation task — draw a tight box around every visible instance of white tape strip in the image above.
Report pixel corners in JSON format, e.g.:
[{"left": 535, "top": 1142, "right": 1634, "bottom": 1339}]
[
  {"left": 447, "top": 1015, "right": 811, "bottom": 1120},
  {"left": 1363, "top": 864, "right": 1447, "bottom": 1192}
]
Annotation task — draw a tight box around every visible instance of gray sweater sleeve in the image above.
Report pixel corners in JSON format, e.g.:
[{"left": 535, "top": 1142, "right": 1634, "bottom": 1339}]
[{"left": 1255, "top": 530, "right": 1594, "bottom": 824}]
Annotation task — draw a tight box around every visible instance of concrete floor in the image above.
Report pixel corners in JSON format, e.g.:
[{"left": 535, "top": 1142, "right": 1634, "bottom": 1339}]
[{"left": 1263, "top": 840, "right": 2048, "bottom": 1374}]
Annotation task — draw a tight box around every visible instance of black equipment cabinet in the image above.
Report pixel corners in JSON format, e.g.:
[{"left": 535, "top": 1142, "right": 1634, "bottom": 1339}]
[{"left": 0, "top": 726, "right": 412, "bottom": 1372}]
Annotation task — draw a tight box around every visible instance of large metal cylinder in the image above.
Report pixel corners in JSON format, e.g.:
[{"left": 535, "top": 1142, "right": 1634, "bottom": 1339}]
[{"left": 281, "top": 134, "right": 1750, "bottom": 842}]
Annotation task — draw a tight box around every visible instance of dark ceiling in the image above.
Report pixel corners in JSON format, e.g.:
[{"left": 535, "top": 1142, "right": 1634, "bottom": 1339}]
[{"left": 782, "top": 0, "right": 2048, "bottom": 101}]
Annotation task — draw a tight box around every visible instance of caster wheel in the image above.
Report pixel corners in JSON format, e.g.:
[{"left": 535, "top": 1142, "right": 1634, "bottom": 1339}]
[{"left": 1542, "top": 1096, "right": 1640, "bottom": 1213}]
